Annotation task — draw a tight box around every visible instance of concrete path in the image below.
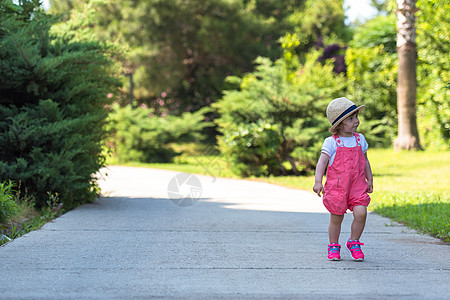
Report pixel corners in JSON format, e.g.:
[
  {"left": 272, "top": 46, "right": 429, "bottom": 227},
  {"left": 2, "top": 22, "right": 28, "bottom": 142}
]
[{"left": 0, "top": 166, "right": 449, "bottom": 299}]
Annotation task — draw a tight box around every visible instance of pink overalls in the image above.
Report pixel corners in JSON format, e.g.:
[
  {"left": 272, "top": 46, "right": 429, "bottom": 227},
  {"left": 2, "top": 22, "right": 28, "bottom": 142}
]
[{"left": 323, "top": 133, "right": 370, "bottom": 215}]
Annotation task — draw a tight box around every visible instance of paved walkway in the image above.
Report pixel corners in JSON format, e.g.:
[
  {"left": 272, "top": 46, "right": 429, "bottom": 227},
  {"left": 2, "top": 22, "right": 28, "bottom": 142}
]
[{"left": 0, "top": 166, "right": 449, "bottom": 299}]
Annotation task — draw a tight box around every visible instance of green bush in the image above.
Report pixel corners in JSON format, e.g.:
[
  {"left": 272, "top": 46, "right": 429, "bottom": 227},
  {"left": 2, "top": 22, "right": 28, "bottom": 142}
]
[
  {"left": 106, "top": 104, "right": 213, "bottom": 163},
  {"left": 220, "top": 121, "right": 282, "bottom": 177},
  {"left": 345, "top": 15, "right": 398, "bottom": 147},
  {"left": 0, "top": 1, "right": 120, "bottom": 209},
  {"left": 345, "top": 46, "right": 398, "bottom": 147},
  {"left": 347, "top": 11, "right": 450, "bottom": 149},
  {"left": 215, "top": 52, "right": 346, "bottom": 177},
  {"left": 0, "top": 180, "right": 17, "bottom": 224},
  {"left": 416, "top": 0, "right": 450, "bottom": 150}
]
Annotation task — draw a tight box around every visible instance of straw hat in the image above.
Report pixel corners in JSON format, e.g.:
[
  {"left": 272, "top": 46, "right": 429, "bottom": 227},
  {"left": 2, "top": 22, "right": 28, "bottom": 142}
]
[{"left": 326, "top": 97, "right": 365, "bottom": 133}]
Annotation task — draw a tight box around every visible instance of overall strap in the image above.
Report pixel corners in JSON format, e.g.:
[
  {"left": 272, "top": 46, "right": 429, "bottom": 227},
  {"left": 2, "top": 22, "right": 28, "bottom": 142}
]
[
  {"left": 332, "top": 134, "right": 344, "bottom": 147},
  {"left": 353, "top": 132, "right": 361, "bottom": 146}
]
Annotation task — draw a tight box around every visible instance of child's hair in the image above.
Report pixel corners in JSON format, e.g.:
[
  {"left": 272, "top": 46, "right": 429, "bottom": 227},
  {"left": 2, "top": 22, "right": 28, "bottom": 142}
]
[
  {"left": 332, "top": 123, "right": 344, "bottom": 134},
  {"left": 331, "top": 111, "right": 358, "bottom": 134}
]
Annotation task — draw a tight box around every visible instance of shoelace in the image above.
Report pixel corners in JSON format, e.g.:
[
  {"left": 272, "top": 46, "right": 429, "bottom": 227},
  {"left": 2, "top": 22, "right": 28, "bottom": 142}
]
[
  {"left": 349, "top": 241, "right": 364, "bottom": 252},
  {"left": 328, "top": 245, "right": 340, "bottom": 253}
]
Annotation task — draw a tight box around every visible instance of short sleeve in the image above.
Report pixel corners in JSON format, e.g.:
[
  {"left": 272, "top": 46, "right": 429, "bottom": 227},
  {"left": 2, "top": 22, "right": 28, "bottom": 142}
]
[
  {"left": 359, "top": 133, "right": 369, "bottom": 153},
  {"left": 321, "top": 137, "right": 336, "bottom": 158}
]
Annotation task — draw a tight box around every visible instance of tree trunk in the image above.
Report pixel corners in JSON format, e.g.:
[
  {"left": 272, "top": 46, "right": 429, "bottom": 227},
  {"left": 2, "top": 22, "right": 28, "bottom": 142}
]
[{"left": 394, "top": 0, "right": 422, "bottom": 150}]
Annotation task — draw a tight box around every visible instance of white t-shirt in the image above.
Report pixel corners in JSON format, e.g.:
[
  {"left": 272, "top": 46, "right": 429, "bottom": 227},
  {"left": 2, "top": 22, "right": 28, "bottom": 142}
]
[{"left": 321, "top": 133, "right": 368, "bottom": 166}]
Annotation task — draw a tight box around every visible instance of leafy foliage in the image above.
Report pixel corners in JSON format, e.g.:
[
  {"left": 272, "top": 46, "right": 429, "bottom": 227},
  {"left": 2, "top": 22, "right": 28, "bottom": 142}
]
[
  {"left": 350, "top": 14, "right": 397, "bottom": 53},
  {"left": 50, "top": 0, "right": 306, "bottom": 114},
  {"left": 286, "top": 0, "right": 352, "bottom": 54},
  {"left": 0, "top": 189, "right": 64, "bottom": 245},
  {"left": 346, "top": 45, "right": 398, "bottom": 147},
  {"left": 317, "top": 43, "right": 347, "bottom": 74},
  {"left": 0, "top": 181, "right": 17, "bottom": 224},
  {"left": 215, "top": 54, "right": 346, "bottom": 177},
  {"left": 345, "top": 14, "right": 398, "bottom": 147},
  {"left": 0, "top": 1, "right": 120, "bottom": 209},
  {"left": 416, "top": 0, "right": 450, "bottom": 149},
  {"left": 106, "top": 104, "right": 213, "bottom": 163},
  {"left": 346, "top": 6, "right": 449, "bottom": 149},
  {"left": 220, "top": 120, "right": 282, "bottom": 177}
]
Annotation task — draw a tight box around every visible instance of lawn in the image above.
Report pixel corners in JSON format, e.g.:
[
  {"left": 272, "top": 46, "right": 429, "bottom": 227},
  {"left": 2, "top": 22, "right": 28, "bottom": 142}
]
[{"left": 114, "top": 148, "right": 450, "bottom": 241}]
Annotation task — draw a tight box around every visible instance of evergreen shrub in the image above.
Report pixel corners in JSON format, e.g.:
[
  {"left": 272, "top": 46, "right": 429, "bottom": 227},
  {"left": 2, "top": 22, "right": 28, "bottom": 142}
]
[
  {"left": 220, "top": 120, "right": 282, "bottom": 177},
  {"left": 106, "top": 104, "right": 213, "bottom": 163},
  {"left": 215, "top": 53, "right": 346, "bottom": 177},
  {"left": 0, "top": 1, "right": 120, "bottom": 209}
]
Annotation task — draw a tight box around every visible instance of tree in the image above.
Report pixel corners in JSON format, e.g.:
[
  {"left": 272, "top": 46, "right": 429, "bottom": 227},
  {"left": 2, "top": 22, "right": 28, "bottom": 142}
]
[
  {"left": 49, "top": 0, "right": 305, "bottom": 115},
  {"left": 287, "top": 0, "right": 351, "bottom": 53},
  {"left": 394, "top": 0, "right": 421, "bottom": 150},
  {"left": 214, "top": 52, "right": 347, "bottom": 177}
]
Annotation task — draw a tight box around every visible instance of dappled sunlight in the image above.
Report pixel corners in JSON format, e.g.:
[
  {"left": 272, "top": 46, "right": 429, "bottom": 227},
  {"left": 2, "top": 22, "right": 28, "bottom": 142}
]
[
  {"left": 199, "top": 196, "right": 327, "bottom": 214},
  {"left": 219, "top": 202, "right": 327, "bottom": 214},
  {"left": 190, "top": 172, "right": 328, "bottom": 214},
  {"left": 98, "top": 166, "right": 328, "bottom": 214}
]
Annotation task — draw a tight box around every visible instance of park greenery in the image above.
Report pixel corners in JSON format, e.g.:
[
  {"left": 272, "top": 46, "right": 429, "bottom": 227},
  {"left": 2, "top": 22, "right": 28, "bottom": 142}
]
[
  {"left": 106, "top": 104, "right": 213, "bottom": 163},
  {"left": 0, "top": 0, "right": 448, "bottom": 242},
  {"left": 0, "top": 0, "right": 120, "bottom": 212}
]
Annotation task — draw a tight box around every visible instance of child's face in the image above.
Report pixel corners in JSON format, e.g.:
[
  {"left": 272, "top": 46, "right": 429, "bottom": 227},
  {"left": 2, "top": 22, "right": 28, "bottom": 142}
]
[{"left": 339, "top": 112, "right": 360, "bottom": 134}]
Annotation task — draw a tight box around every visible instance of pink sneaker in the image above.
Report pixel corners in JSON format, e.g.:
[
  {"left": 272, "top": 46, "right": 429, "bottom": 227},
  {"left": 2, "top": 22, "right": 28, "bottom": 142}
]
[
  {"left": 327, "top": 243, "right": 341, "bottom": 261},
  {"left": 346, "top": 239, "right": 365, "bottom": 261}
]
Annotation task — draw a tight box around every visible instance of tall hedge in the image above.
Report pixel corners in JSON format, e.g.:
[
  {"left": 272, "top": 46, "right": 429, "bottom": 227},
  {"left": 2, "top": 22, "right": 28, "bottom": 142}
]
[{"left": 0, "top": 1, "right": 120, "bottom": 209}]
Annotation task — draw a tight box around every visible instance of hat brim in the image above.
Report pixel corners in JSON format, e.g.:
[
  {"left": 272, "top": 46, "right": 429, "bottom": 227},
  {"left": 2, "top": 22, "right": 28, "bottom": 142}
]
[{"left": 329, "top": 105, "right": 365, "bottom": 133}]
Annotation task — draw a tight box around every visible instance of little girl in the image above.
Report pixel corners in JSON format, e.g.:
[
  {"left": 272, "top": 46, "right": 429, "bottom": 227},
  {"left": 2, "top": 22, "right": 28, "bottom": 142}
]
[{"left": 313, "top": 97, "right": 373, "bottom": 261}]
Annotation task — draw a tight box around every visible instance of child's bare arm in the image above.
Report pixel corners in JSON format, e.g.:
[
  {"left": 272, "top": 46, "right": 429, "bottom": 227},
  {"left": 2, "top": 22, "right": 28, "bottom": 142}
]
[
  {"left": 364, "top": 152, "right": 373, "bottom": 193},
  {"left": 313, "top": 153, "right": 330, "bottom": 197}
]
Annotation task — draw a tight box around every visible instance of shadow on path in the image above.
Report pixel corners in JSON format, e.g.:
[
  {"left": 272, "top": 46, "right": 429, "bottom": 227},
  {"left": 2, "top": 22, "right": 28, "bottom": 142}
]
[{"left": 0, "top": 166, "right": 449, "bottom": 299}]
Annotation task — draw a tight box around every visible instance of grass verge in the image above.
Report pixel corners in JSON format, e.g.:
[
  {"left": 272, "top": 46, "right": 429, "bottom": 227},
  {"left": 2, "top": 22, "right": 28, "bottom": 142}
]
[{"left": 1, "top": 191, "right": 64, "bottom": 246}]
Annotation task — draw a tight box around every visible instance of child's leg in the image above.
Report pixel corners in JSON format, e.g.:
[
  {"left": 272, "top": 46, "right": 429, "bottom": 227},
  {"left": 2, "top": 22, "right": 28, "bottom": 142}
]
[
  {"left": 350, "top": 205, "right": 367, "bottom": 240},
  {"left": 329, "top": 213, "right": 344, "bottom": 243}
]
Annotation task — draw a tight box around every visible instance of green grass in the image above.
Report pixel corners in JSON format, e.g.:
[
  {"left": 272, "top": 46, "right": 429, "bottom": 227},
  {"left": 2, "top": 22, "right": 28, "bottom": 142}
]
[
  {"left": 112, "top": 148, "right": 450, "bottom": 241},
  {"left": 367, "top": 149, "right": 449, "bottom": 241},
  {"left": 372, "top": 192, "right": 448, "bottom": 240},
  {"left": 1, "top": 191, "right": 64, "bottom": 246}
]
